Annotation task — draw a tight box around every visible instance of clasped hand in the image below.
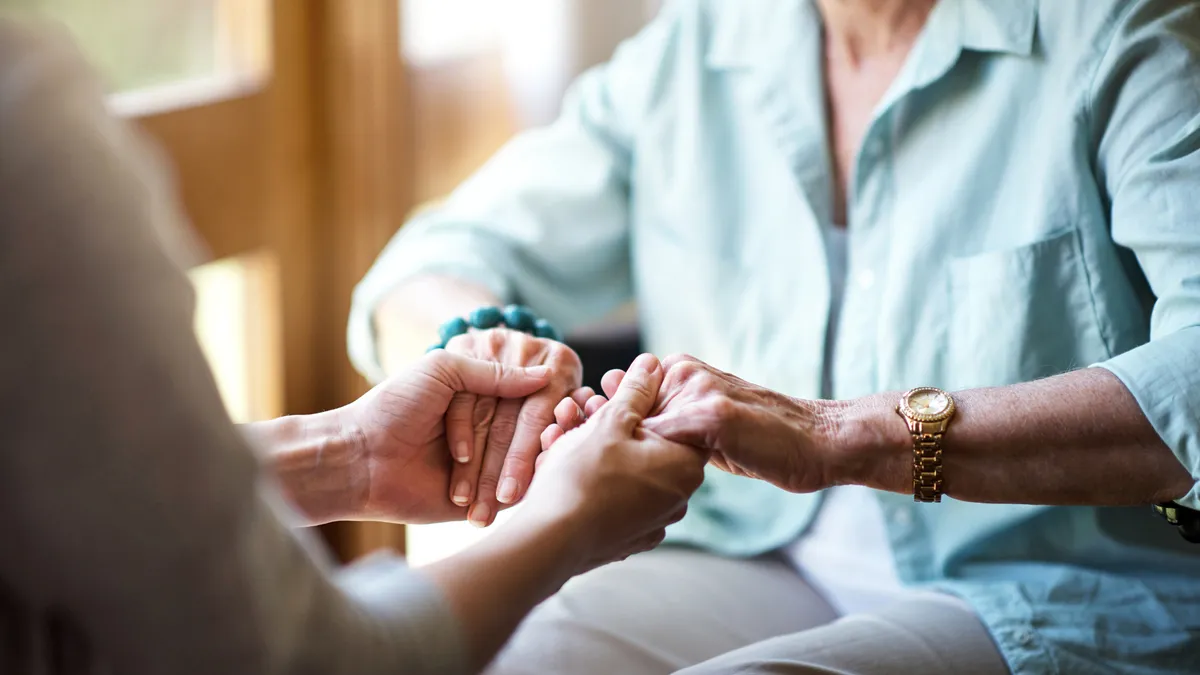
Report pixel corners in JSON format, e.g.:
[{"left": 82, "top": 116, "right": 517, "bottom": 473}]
[{"left": 548, "top": 354, "right": 859, "bottom": 495}]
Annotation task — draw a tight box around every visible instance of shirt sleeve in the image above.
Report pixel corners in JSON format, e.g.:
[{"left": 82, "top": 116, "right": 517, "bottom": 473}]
[
  {"left": 0, "top": 21, "right": 466, "bottom": 675},
  {"left": 1090, "top": 1, "right": 1200, "bottom": 509},
  {"left": 347, "top": 7, "right": 683, "bottom": 382}
]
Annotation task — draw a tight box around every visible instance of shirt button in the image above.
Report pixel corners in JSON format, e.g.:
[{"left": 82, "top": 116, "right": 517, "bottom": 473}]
[
  {"left": 1016, "top": 630, "right": 1036, "bottom": 647},
  {"left": 858, "top": 269, "right": 876, "bottom": 290}
]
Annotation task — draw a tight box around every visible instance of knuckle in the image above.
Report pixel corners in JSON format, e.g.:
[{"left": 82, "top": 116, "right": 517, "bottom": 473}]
[
  {"left": 505, "top": 453, "right": 535, "bottom": 478},
  {"left": 662, "top": 353, "right": 694, "bottom": 370},
  {"left": 519, "top": 337, "right": 541, "bottom": 362},
  {"left": 613, "top": 408, "right": 642, "bottom": 430},
  {"left": 675, "top": 357, "right": 704, "bottom": 376},
  {"left": 693, "top": 370, "right": 722, "bottom": 392},
  {"left": 426, "top": 348, "right": 454, "bottom": 371},
  {"left": 700, "top": 396, "right": 736, "bottom": 424},
  {"left": 516, "top": 400, "right": 554, "bottom": 430},
  {"left": 445, "top": 333, "right": 474, "bottom": 353},
  {"left": 447, "top": 392, "right": 475, "bottom": 418},
  {"left": 486, "top": 328, "right": 507, "bottom": 354},
  {"left": 488, "top": 415, "right": 519, "bottom": 444},
  {"left": 550, "top": 344, "right": 583, "bottom": 373},
  {"left": 472, "top": 397, "right": 498, "bottom": 429}
]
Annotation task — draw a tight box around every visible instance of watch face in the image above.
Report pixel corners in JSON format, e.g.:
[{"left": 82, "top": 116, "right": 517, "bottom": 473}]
[
  {"left": 908, "top": 389, "right": 950, "bottom": 416},
  {"left": 900, "top": 387, "right": 955, "bottom": 422}
]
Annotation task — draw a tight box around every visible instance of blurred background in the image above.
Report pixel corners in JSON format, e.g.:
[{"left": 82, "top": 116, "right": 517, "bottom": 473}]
[{"left": 11, "top": 0, "right": 661, "bottom": 563}]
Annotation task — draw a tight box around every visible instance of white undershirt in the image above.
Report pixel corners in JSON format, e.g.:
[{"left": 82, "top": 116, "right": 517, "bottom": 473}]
[{"left": 784, "top": 225, "right": 907, "bottom": 616}]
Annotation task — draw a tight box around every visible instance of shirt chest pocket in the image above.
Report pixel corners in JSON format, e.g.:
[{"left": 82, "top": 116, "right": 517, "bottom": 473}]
[{"left": 945, "top": 228, "right": 1111, "bottom": 390}]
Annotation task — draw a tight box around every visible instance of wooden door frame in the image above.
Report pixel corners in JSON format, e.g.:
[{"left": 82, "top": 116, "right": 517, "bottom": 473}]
[{"left": 131, "top": 0, "right": 412, "bottom": 560}]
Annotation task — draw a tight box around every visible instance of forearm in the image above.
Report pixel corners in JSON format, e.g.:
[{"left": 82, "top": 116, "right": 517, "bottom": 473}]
[
  {"left": 841, "top": 367, "right": 1195, "bottom": 506},
  {"left": 375, "top": 275, "right": 501, "bottom": 376},
  {"left": 421, "top": 515, "right": 584, "bottom": 672},
  {"left": 245, "top": 411, "right": 368, "bottom": 526}
]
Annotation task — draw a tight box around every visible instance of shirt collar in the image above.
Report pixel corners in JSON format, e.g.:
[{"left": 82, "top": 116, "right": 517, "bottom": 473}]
[
  {"left": 959, "top": 0, "right": 1038, "bottom": 56},
  {"left": 705, "top": 0, "right": 1038, "bottom": 70}
]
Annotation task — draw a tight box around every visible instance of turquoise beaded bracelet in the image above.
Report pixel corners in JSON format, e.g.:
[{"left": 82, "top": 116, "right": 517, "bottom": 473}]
[{"left": 428, "top": 305, "right": 564, "bottom": 352}]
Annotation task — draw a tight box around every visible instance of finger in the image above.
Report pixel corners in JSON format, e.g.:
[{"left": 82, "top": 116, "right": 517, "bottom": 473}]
[
  {"left": 445, "top": 392, "right": 476, "bottom": 465},
  {"left": 634, "top": 529, "right": 668, "bottom": 554},
  {"left": 640, "top": 410, "right": 710, "bottom": 448},
  {"left": 554, "top": 397, "right": 586, "bottom": 431},
  {"left": 570, "top": 387, "right": 596, "bottom": 408},
  {"left": 497, "top": 393, "right": 560, "bottom": 505},
  {"left": 661, "top": 353, "right": 703, "bottom": 371},
  {"left": 450, "top": 395, "right": 496, "bottom": 508},
  {"left": 471, "top": 398, "right": 522, "bottom": 526},
  {"left": 583, "top": 394, "right": 608, "bottom": 417},
  {"left": 666, "top": 504, "right": 689, "bottom": 526},
  {"left": 603, "top": 353, "right": 665, "bottom": 429},
  {"left": 540, "top": 423, "right": 566, "bottom": 452},
  {"left": 428, "top": 351, "right": 551, "bottom": 398},
  {"left": 600, "top": 369, "right": 625, "bottom": 399}
]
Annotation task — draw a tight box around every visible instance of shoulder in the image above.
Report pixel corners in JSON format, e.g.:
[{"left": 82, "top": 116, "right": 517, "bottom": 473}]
[{"left": 1035, "top": 0, "right": 1200, "bottom": 65}]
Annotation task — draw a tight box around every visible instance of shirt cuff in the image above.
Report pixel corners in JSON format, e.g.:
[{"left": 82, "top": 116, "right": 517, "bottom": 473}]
[
  {"left": 348, "top": 221, "right": 515, "bottom": 384},
  {"left": 1096, "top": 327, "right": 1200, "bottom": 509},
  {"left": 335, "top": 553, "right": 470, "bottom": 675}
]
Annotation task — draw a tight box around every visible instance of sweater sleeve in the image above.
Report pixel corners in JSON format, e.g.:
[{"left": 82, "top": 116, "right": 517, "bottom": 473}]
[{"left": 0, "top": 20, "right": 466, "bottom": 675}]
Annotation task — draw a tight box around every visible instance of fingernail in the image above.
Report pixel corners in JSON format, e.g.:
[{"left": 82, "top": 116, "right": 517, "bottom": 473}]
[
  {"left": 469, "top": 502, "right": 491, "bottom": 528},
  {"left": 497, "top": 477, "right": 519, "bottom": 504},
  {"left": 452, "top": 480, "right": 471, "bottom": 506},
  {"left": 527, "top": 366, "right": 551, "bottom": 378},
  {"left": 631, "top": 353, "right": 656, "bottom": 374},
  {"left": 454, "top": 441, "right": 470, "bottom": 464}
]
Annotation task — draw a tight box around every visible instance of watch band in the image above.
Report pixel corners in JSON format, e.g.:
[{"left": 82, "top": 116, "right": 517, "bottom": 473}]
[
  {"left": 912, "top": 433, "right": 944, "bottom": 503},
  {"left": 898, "top": 386, "right": 955, "bottom": 504},
  {"left": 1153, "top": 501, "right": 1200, "bottom": 543}
]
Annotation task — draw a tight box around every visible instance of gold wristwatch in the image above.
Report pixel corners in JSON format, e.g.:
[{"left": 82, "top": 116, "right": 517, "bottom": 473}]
[{"left": 897, "top": 387, "right": 957, "bottom": 503}]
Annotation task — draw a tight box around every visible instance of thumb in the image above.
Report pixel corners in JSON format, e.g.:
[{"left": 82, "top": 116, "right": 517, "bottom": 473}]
[
  {"left": 427, "top": 351, "right": 551, "bottom": 398},
  {"left": 604, "top": 353, "right": 664, "bottom": 430}
]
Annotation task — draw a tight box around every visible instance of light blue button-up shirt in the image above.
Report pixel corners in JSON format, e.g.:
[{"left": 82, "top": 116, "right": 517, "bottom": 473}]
[{"left": 351, "top": 1, "right": 1200, "bottom": 672}]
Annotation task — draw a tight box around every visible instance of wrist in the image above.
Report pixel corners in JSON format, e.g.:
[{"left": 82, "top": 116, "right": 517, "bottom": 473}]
[
  {"left": 495, "top": 509, "right": 591, "bottom": 585},
  {"left": 505, "top": 505, "right": 594, "bottom": 578},
  {"left": 826, "top": 392, "right": 911, "bottom": 494},
  {"left": 260, "top": 410, "right": 369, "bottom": 525}
]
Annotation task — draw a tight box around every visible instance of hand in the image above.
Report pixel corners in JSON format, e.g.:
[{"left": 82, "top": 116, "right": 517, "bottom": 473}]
[
  {"left": 560, "top": 355, "right": 849, "bottom": 494},
  {"left": 442, "top": 328, "right": 582, "bottom": 527},
  {"left": 514, "top": 353, "right": 708, "bottom": 572},
  {"left": 336, "top": 350, "right": 552, "bottom": 523}
]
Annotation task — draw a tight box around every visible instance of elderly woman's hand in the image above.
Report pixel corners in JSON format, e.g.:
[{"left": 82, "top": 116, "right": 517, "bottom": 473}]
[
  {"left": 441, "top": 328, "right": 583, "bottom": 527},
  {"left": 552, "top": 354, "right": 858, "bottom": 494}
]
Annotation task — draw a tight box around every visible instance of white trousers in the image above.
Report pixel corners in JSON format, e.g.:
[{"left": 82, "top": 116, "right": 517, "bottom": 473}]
[{"left": 485, "top": 548, "right": 1011, "bottom": 675}]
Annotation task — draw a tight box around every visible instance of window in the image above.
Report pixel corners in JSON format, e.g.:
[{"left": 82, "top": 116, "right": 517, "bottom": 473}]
[{"left": 8, "top": 0, "right": 268, "bottom": 94}]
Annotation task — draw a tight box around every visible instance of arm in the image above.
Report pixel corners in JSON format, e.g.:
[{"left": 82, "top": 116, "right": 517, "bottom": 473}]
[
  {"left": 348, "top": 9, "right": 684, "bottom": 525},
  {"left": 375, "top": 274, "right": 502, "bottom": 376},
  {"left": 244, "top": 412, "right": 367, "bottom": 526},
  {"left": 0, "top": 22, "right": 466, "bottom": 675},
  {"left": 630, "top": 358, "right": 1193, "bottom": 507},
  {"left": 855, "top": 0, "right": 1200, "bottom": 507},
  {"left": 837, "top": 369, "right": 1194, "bottom": 506},
  {"left": 634, "top": 1, "right": 1200, "bottom": 509},
  {"left": 425, "top": 353, "right": 703, "bottom": 673}
]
